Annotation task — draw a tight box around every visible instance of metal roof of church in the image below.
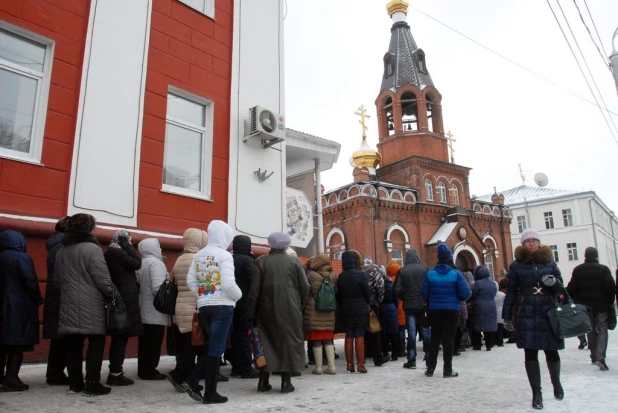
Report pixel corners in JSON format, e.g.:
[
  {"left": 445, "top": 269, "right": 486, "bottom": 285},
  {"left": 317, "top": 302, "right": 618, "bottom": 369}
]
[
  {"left": 380, "top": 21, "right": 434, "bottom": 94},
  {"left": 475, "top": 185, "right": 580, "bottom": 205}
]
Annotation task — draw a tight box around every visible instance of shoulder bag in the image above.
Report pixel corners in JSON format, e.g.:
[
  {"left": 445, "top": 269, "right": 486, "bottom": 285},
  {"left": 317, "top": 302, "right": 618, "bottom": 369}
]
[
  {"left": 106, "top": 286, "right": 130, "bottom": 336},
  {"left": 153, "top": 274, "right": 178, "bottom": 315},
  {"left": 368, "top": 306, "right": 382, "bottom": 333},
  {"left": 608, "top": 305, "right": 617, "bottom": 331},
  {"left": 191, "top": 309, "right": 207, "bottom": 346},
  {"left": 546, "top": 282, "right": 592, "bottom": 339}
]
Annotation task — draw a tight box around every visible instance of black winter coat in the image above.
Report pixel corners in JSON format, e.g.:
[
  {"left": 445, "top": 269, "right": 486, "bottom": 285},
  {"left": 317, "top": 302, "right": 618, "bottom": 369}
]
[
  {"left": 502, "top": 245, "right": 564, "bottom": 351},
  {"left": 0, "top": 230, "right": 42, "bottom": 348},
  {"left": 568, "top": 259, "right": 616, "bottom": 312},
  {"left": 336, "top": 251, "right": 370, "bottom": 329},
  {"left": 379, "top": 277, "right": 399, "bottom": 335},
  {"left": 104, "top": 242, "right": 143, "bottom": 337},
  {"left": 394, "top": 249, "right": 428, "bottom": 312},
  {"left": 232, "top": 235, "right": 255, "bottom": 313},
  {"left": 43, "top": 232, "right": 63, "bottom": 339}
]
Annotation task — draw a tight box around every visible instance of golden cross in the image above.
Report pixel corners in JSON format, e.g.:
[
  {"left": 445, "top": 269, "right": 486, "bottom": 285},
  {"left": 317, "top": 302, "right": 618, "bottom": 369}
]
[
  {"left": 354, "top": 105, "right": 371, "bottom": 139},
  {"left": 447, "top": 130, "right": 457, "bottom": 163}
]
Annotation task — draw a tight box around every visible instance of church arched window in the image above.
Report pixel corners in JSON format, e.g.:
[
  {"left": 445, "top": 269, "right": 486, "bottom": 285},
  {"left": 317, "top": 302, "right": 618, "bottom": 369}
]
[
  {"left": 449, "top": 184, "right": 459, "bottom": 206},
  {"left": 401, "top": 91, "right": 418, "bottom": 132},
  {"left": 437, "top": 182, "right": 447, "bottom": 203},
  {"left": 383, "top": 52, "right": 395, "bottom": 79},
  {"left": 425, "top": 179, "right": 434, "bottom": 201}
]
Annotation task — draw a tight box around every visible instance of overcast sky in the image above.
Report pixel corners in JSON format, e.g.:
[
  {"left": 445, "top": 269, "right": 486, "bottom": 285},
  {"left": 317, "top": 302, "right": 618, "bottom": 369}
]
[{"left": 284, "top": 0, "right": 618, "bottom": 211}]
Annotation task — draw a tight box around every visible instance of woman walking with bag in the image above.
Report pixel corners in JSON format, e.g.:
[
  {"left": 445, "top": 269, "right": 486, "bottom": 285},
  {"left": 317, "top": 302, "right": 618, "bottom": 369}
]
[
  {"left": 104, "top": 230, "right": 142, "bottom": 386},
  {"left": 502, "top": 229, "right": 564, "bottom": 410}
]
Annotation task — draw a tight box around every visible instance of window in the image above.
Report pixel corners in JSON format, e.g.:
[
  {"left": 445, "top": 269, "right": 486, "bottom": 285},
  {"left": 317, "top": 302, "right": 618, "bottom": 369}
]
[
  {"left": 484, "top": 253, "right": 494, "bottom": 279},
  {"left": 449, "top": 184, "right": 459, "bottom": 206},
  {"left": 550, "top": 245, "right": 559, "bottom": 262},
  {"left": 437, "top": 182, "right": 446, "bottom": 203},
  {"left": 162, "top": 88, "right": 213, "bottom": 200},
  {"left": 425, "top": 179, "right": 433, "bottom": 201},
  {"left": 544, "top": 212, "right": 554, "bottom": 229},
  {"left": 562, "top": 209, "right": 573, "bottom": 227},
  {"left": 383, "top": 53, "right": 395, "bottom": 79},
  {"left": 567, "top": 243, "right": 579, "bottom": 261},
  {"left": 391, "top": 249, "right": 404, "bottom": 266},
  {"left": 417, "top": 50, "right": 427, "bottom": 74},
  {"left": 517, "top": 215, "right": 527, "bottom": 233},
  {"left": 179, "top": 0, "right": 215, "bottom": 18},
  {"left": 0, "top": 24, "right": 53, "bottom": 163}
]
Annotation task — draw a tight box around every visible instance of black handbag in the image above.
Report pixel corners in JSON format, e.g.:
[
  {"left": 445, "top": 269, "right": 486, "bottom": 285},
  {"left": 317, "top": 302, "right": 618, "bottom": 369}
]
[
  {"left": 546, "top": 285, "right": 592, "bottom": 339},
  {"left": 153, "top": 276, "right": 178, "bottom": 315},
  {"left": 608, "top": 305, "right": 617, "bottom": 331},
  {"left": 106, "top": 287, "right": 130, "bottom": 336}
]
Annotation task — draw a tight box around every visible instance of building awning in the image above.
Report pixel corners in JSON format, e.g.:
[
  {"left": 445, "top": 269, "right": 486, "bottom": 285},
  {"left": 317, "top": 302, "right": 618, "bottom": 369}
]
[
  {"left": 286, "top": 128, "right": 340, "bottom": 177},
  {"left": 427, "top": 222, "right": 458, "bottom": 246}
]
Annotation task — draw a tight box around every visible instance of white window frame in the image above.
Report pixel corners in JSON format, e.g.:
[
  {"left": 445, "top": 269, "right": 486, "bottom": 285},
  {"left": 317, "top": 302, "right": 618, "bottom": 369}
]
[
  {"left": 178, "top": 0, "right": 215, "bottom": 19},
  {"left": 161, "top": 86, "right": 214, "bottom": 201},
  {"left": 425, "top": 179, "right": 433, "bottom": 201},
  {"left": 391, "top": 248, "right": 404, "bottom": 266},
  {"left": 437, "top": 181, "right": 446, "bottom": 203},
  {"left": 517, "top": 215, "right": 527, "bottom": 233},
  {"left": 484, "top": 253, "right": 494, "bottom": 279},
  {"left": 0, "top": 21, "right": 54, "bottom": 165},
  {"left": 562, "top": 208, "right": 573, "bottom": 227},
  {"left": 550, "top": 245, "right": 559, "bottom": 262},
  {"left": 567, "top": 242, "right": 579, "bottom": 262},
  {"left": 544, "top": 211, "right": 554, "bottom": 229}
]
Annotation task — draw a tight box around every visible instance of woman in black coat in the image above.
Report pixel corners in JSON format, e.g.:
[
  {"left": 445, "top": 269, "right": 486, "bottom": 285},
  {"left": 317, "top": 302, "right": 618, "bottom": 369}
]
[
  {"left": 0, "top": 230, "right": 42, "bottom": 391},
  {"left": 43, "top": 217, "right": 70, "bottom": 385},
  {"left": 502, "top": 229, "right": 564, "bottom": 410},
  {"left": 336, "top": 250, "right": 370, "bottom": 374},
  {"left": 470, "top": 265, "right": 498, "bottom": 351},
  {"left": 104, "top": 230, "right": 142, "bottom": 386}
]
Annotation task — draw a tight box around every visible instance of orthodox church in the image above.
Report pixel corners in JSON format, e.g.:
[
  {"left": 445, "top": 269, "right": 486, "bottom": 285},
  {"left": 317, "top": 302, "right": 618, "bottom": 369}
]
[{"left": 321, "top": 0, "right": 513, "bottom": 277}]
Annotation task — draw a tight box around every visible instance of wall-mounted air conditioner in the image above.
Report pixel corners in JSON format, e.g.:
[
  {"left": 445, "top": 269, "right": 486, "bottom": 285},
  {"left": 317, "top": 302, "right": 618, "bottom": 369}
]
[{"left": 243, "top": 105, "right": 285, "bottom": 148}]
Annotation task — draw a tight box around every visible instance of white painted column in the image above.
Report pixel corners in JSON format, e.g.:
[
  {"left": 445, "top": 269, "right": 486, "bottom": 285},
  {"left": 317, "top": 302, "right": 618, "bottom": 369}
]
[{"left": 315, "top": 158, "right": 324, "bottom": 253}]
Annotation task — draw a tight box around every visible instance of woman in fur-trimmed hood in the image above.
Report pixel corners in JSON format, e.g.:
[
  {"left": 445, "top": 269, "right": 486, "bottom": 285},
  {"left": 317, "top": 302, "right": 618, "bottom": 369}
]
[{"left": 502, "top": 229, "right": 564, "bottom": 410}]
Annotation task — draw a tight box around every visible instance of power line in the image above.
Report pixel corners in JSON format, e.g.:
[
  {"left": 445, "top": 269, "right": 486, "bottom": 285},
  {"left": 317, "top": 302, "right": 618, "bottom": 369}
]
[
  {"left": 572, "top": 0, "right": 611, "bottom": 70},
  {"left": 583, "top": 0, "right": 609, "bottom": 58},
  {"left": 409, "top": 4, "right": 618, "bottom": 118},
  {"left": 547, "top": 0, "right": 618, "bottom": 144}
]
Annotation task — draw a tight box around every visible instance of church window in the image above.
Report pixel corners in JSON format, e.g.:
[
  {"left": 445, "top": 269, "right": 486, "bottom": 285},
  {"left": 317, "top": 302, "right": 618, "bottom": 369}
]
[
  {"left": 401, "top": 91, "right": 418, "bottom": 131},
  {"left": 417, "top": 50, "right": 427, "bottom": 74},
  {"left": 425, "top": 179, "right": 433, "bottom": 201},
  {"left": 437, "top": 182, "right": 446, "bottom": 203},
  {"left": 449, "top": 184, "right": 459, "bottom": 206},
  {"left": 383, "top": 96, "right": 395, "bottom": 136},
  {"left": 391, "top": 249, "right": 404, "bottom": 266},
  {"left": 383, "top": 53, "right": 395, "bottom": 79}
]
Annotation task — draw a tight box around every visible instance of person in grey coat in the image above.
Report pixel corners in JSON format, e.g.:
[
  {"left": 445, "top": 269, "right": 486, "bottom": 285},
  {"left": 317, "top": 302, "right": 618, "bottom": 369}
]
[
  {"left": 247, "top": 232, "right": 309, "bottom": 394},
  {"left": 137, "top": 238, "right": 170, "bottom": 381},
  {"left": 470, "top": 265, "right": 497, "bottom": 351},
  {"left": 54, "top": 213, "right": 114, "bottom": 396}
]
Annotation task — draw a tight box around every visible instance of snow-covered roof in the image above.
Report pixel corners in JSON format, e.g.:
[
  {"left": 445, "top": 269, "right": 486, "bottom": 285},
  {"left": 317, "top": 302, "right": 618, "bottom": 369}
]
[
  {"left": 476, "top": 185, "right": 580, "bottom": 206},
  {"left": 427, "top": 222, "right": 458, "bottom": 245}
]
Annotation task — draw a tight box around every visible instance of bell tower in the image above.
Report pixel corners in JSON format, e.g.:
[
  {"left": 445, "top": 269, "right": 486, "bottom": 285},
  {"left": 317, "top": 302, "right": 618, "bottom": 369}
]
[{"left": 376, "top": 0, "right": 448, "bottom": 166}]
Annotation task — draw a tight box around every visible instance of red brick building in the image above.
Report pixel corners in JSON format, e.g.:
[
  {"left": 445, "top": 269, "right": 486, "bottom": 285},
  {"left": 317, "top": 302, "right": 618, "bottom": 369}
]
[{"left": 322, "top": 1, "right": 512, "bottom": 274}]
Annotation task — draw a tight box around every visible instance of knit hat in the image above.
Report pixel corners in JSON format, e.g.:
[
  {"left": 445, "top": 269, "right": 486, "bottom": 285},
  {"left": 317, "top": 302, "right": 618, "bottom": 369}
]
[
  {"left": 437, "top": 242, "right": 453, "bottom": 263},
  {"left": 66, "top": 213, "right": 96, "bottom": 234},
  {"left": 267, "top": 232, "right": 291, "bottom": 249},
  {"left": 520, "top": 228, "right": 540, "bottom": 245}
]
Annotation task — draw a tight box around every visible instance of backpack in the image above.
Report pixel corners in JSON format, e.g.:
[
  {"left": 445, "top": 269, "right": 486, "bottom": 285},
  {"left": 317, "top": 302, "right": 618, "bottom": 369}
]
[{"left": 315, "top": 273, "right": 336, "bottom": 312}]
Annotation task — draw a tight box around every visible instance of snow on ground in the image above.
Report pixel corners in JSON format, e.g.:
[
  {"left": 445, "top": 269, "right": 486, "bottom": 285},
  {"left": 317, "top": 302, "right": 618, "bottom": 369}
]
[{"left": 1, "top": 331, "right": 616, "bottom": 413}]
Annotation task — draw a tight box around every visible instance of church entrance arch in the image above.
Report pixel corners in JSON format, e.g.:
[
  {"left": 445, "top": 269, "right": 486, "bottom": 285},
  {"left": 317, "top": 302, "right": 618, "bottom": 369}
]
[{"left": 453, "top": 245, "right": 480, "bottom": 271}]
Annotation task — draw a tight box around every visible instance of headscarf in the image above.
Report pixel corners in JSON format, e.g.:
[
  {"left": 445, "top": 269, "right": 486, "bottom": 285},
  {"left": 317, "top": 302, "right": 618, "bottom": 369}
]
[{"left": 109, "top": 230, "right": 130, "bottom": 249}]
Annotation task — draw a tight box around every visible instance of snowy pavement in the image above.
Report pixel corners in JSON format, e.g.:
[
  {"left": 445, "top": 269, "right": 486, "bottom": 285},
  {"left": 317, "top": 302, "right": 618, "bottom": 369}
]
[{"left": 1, "top": 331, "right": 616, "bottom": 413}]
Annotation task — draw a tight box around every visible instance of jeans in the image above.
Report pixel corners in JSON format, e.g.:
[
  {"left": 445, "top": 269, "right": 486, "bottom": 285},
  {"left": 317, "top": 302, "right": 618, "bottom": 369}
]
[
  {"left": 109, "top": 333, "right": 130, "bottom": 374},
  {"left": 65, "top": 335, "right": 106, "bottom": 385},
  {"left": 405, "top": 310, "right": 431, "bottom": 361},
  {"left": 587, "top": 311, "right": 609, "bottom": 362},
  {"left": 345, "top": 327, "right": 366, "bottom": 338},
  {"left": 427, "top": 310, "right": 459, "bottom": 372},
  {"left": 138, "top": 324, "right": 165, "bottom": 378},
  {"left": 230, "top": 310, "right": 253, "bottom": 374},
  {"left": 200, "top": 305, "right": 234, "bottom": 357}
]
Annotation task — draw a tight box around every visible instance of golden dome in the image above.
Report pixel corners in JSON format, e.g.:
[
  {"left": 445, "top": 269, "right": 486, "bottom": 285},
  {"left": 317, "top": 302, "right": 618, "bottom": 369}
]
[
  {"left": 386, "top": 0, "right": 408, "bottom": 16},
  {"left": 350, "top": 137, "right": 382, "bottom": 168}
]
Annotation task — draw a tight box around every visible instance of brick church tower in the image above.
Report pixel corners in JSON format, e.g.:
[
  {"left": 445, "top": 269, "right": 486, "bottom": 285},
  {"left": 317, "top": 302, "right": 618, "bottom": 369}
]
[{"left": 321, "top": 0, "right": 513, "bottom": 277}]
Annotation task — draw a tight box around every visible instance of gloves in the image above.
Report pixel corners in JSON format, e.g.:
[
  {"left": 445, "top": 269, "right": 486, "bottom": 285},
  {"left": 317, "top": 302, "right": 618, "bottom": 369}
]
[
  {"left": 503, "top": 320, "right": 514, "bottom": 332},
  {"left": 541, "top": 275, "right": 557, "bottom": 287}
]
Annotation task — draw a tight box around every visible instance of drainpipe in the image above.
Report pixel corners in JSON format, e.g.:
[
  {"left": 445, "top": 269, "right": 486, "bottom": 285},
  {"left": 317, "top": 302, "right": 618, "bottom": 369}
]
[
  {"left": 499, "top": 204, "right": 508, "bottom": 269},
  {"left": 589, "top": 198, "right": 599, "bottom": 251},
  {"left": 610, "top": 210, "right": 618, "bottom": 267},
  {"left": 523, "top": 197, "right": 531, "bottom": 228},
  {"left": 373, "top": 179, "right": 380, "bottom": 262},
  {"left": 315, "top": 158, "right": 324, "bottom": 254}
]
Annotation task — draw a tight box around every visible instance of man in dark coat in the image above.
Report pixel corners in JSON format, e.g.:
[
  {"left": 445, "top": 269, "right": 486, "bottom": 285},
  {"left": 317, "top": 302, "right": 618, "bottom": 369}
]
[
  {"left": 394, "top": 249, "right": 429, "bottom": 369},
  {"left": 43, "top": 217, "right": 70, "bottom": 385},
  {"left": 0, "top": 230, "right": 43, "bottom": 391},
  {"left": 230, "top": 235, "right": 258, "bottom": 379},
  {"left": 247, "top": 232, "right": 309, "bottom": 394},
  {"left": 568, "top": 247, "right": 616, "bottom": 371}
]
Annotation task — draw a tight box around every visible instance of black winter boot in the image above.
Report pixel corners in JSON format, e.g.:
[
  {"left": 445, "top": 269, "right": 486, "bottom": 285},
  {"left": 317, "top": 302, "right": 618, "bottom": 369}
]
[
  {"left": 2, "top": 352, "right": 28, "bottom": 391},
  {"left": 203, "top": 356, "right": 228, "bottom": 404},
  {"left": 257, "top": 369, "right": 272, "bottom": 392},
  {"left": 280, "top": 372, "right": 295, "bottom": 393},
  {"left": 547, "top": 361, "right": 564, "bottom": 400},
  {"left": 525, "top": 361, "right": 543, "bottom": 410}
]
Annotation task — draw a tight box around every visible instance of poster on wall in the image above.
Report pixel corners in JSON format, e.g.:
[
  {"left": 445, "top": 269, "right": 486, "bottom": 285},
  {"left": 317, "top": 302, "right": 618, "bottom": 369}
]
[{"left": 286, "top": 187, "right": 313, "bottom": 248}]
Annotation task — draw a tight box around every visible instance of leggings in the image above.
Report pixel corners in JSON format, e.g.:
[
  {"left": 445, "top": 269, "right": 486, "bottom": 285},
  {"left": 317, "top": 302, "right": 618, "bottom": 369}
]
[
  {"left": 524, "top": 349, "right": 560, "bottom": 362},
  {"left": 312, "top": 340, "right": 333, "bottom": 347}
]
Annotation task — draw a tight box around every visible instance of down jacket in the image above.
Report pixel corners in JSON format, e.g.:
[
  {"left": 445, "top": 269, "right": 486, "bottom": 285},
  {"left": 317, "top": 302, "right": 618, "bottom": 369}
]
[
  {"left": 471, "top": 266, "right": 497, "bottom": 332},
  {"left": 364, "top": 261, "right": 385, "bottom": 307},
  {"left": 0, "top": 230, "right": 42, "bottom": 347},
  {"left": 502, "top": 245, "right": 564, "bottom": 350},
  {"left": 336, "top": 251, "right": 370, "bottom": 329},
  {"left": 104, "top": 240, "right": 143, "bottom": 336},
  {"left": 138, "top": 238, "right": 171, "bottom": 326},
  {"left": 422, "top": 264, "right": 470, "bottom": 311},
  {"left": 43, "top": 232, "right": 63, "bottom": 340},
  {"left": 379, "top": 275, "right": 399, "bottom": 335},
  {"left": 394, "top": 249, "right": 428, "bottom": 312},
  {"left": 232, "top": 235, "right": 255, "bottom": 313},
  {"left": 567, "top": 249, "right": 616, "bottom": 312},
  {"left": 173, "top": 229, "right": 208, "bottom": 333},
  {"left": 303, "top": 254, "right": 337, "bottom": 332},
  {"left": 55, "top": 233, "right": 114, "bottom": 335}
]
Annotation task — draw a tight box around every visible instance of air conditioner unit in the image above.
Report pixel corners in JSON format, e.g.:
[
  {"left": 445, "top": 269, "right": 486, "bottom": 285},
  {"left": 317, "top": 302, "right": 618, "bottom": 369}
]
[{"left": 243, "top": 106, "right": 285, "bottom": 148}]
